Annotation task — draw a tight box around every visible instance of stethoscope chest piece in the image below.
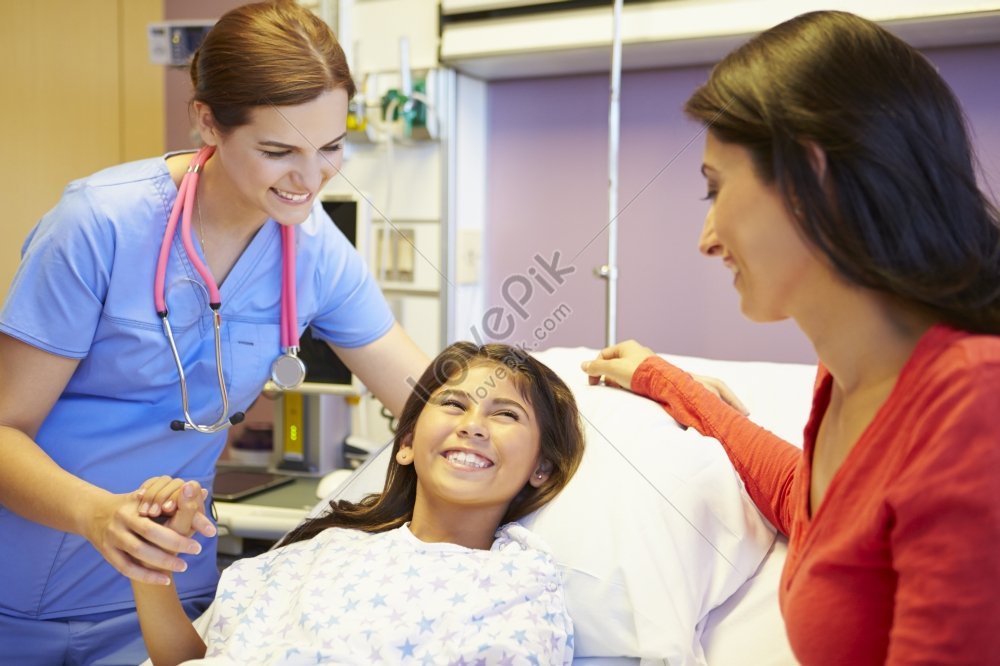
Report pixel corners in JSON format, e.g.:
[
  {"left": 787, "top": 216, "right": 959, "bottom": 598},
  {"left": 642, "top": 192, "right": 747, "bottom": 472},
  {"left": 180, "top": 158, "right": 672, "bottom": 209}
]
[{"left": 271, "top": 351, "right": 306, "bottom": 390}]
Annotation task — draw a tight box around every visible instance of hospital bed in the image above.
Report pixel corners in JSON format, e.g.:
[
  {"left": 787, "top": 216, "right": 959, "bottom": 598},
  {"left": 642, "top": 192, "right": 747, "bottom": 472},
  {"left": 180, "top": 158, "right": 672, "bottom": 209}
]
[{"left": 186, "top": 347, "right": 814, "bottom": 665}]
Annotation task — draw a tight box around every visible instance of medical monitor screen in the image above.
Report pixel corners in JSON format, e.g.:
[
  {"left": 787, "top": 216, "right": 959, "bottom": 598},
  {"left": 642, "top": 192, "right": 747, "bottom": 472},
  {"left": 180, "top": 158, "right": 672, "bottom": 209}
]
[{"left": 297, "top": 199, "right": 358, "bottom": 387}]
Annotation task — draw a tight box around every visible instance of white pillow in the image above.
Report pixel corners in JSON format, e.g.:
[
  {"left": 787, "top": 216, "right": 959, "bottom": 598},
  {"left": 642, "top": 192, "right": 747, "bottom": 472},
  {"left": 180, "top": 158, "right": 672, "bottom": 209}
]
[
  {"left": 700, "top": 536, "right": 797, "bottom": 665},
  {"left": 522, "top": 348, "right": 813, "bottom": 663},
  {"left": 316, "top": 347, "right": 816, "bottom": 663}
]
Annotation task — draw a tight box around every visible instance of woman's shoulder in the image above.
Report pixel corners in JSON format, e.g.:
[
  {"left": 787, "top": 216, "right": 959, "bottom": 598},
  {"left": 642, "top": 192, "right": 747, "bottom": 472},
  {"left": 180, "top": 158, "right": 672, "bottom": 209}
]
[
  {"left": 911, "top": 324, "right": 1000, "bottom": 387},
  {"left": 944, "top": 328, "right": 1000, "bottom": 366},
  {"left": 892, "top": 325, "right": 1000, "bottom": 448},
  {"left": 67, "top": 155, "right": 172, "bottom": 193},
  {"left": 885, "top": 327, "right": 1000, "bottom": 506},
  {"left": 33, "top": 156, "right": 174, "bottom": 246},
  {"left": 51, "top": 156, "right": 175, "bottom": 227}
]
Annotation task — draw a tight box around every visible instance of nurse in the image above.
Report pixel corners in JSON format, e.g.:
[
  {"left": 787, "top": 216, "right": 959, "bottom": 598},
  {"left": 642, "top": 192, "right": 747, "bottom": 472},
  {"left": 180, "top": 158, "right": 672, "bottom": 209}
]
[{"left": 0, "top": 2, "right": 428, "bottom": 663}]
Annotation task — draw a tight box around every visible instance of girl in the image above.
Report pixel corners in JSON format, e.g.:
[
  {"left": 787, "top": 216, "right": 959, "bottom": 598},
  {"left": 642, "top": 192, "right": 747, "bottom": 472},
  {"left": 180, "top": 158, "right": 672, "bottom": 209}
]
[{"left": 135, "top": 342, "right": 585, "bottom": 665}]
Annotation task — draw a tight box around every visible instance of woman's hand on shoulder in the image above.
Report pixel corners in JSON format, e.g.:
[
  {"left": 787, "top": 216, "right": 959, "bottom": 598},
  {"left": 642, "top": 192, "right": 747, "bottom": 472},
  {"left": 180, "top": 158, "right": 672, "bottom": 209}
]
[
  {"left": 580, "top": 340, "right": 657, "bottom": 390},
  {"left": 83, "top": 477, "right": 215, "bottom": 586}
]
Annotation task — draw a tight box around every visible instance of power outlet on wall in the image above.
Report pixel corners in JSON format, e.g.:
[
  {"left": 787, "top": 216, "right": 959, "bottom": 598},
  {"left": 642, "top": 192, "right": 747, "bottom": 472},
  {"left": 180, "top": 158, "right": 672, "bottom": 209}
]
[{"left": 456, "top": 229, "right": 481, "bottom": 285}]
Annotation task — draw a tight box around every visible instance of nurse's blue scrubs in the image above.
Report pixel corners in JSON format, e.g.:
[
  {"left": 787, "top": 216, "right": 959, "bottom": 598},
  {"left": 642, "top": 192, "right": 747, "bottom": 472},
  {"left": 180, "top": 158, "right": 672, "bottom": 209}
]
[{"left": 0, "top": 155, "right": 394, "bottom": 663}]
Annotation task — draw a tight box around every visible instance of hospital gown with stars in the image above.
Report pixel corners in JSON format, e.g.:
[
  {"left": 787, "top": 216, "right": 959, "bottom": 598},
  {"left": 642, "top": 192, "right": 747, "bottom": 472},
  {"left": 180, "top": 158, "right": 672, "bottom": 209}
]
[{"left": 186, "top": 522, "right": 574, "bottom": 665}]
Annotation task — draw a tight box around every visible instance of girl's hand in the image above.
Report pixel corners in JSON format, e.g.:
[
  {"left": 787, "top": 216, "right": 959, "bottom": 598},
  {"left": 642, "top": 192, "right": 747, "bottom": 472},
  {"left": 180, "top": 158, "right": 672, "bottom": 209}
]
[
  {"left": 137, "top": 476, "right": 215, "bottom": 539},
  {"left": 136, "top": 475, "right": 185, "bottom": 519},
  {"left": 82, "top": 478, "right": 216, "bottom": 586}
]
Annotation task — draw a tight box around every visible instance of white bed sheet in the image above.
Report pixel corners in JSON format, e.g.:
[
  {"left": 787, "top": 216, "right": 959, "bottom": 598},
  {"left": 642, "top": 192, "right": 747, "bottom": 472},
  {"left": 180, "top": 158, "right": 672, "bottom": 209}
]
[{"left": 701, "top": 536, "right": 793, "bottom": 665}]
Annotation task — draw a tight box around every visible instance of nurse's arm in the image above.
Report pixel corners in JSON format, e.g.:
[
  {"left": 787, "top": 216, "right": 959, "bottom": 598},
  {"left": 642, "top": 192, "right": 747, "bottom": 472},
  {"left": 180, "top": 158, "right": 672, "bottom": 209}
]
[
  {"left": 0, "top": 334, "right": 198, "bottom": 585},
  {"left": 330, "top": 322, "right": 431, "bottom": 416}
]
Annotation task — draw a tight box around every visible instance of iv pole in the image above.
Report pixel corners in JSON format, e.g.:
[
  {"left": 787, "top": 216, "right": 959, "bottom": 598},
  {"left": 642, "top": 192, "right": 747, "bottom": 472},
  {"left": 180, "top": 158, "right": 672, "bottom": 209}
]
[{"left": 597, "top": 0, "right": 624, "bottom": 347}]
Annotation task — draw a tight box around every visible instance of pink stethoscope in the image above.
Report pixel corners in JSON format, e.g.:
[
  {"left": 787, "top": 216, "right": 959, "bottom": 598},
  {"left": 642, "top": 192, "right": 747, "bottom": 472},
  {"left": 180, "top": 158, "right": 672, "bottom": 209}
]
[{"left": 154, "top": 146, "right": 306, "bottom": 433}]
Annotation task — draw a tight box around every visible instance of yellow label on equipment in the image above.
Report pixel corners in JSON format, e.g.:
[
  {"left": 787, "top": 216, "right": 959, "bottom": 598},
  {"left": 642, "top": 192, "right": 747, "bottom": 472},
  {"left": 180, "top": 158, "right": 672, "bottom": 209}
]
[{"left": 282, "top": 392, "right": 304, "bottom": 458}]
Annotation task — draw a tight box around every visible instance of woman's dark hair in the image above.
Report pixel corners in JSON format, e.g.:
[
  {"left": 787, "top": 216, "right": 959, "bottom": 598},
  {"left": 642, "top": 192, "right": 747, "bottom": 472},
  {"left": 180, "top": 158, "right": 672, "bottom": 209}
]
[
  {"left": 281, "top": 342, "right": 585, "bottom": 546},
  {"left": 685, "top": 10, "right": 1000, "bottom": 333},
  {"left": 190, "top": 0, "right": 356, "bottom": 132}
]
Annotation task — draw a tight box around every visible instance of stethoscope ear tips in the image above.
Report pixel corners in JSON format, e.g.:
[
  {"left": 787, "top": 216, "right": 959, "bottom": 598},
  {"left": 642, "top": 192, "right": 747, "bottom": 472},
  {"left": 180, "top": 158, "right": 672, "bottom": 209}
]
[{"left": 170, "top": 412, "right": 245, "bottom": 432}]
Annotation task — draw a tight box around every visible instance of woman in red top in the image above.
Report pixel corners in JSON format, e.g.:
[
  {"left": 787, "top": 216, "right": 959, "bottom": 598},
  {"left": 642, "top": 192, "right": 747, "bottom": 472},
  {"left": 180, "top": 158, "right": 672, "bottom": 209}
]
[{"left": 582, "top": 10, "right": 1000, "bottom": 666}]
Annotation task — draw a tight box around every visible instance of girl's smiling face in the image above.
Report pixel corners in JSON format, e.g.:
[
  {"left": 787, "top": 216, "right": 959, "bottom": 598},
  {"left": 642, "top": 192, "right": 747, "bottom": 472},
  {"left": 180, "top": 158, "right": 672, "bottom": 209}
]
[{"left": 399, "top": 362, "right": 548, "bottom": 529}]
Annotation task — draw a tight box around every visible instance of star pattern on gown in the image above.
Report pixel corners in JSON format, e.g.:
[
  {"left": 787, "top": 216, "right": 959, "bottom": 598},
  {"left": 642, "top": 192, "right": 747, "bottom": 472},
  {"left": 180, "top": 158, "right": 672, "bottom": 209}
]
[{"left": 200, "top": 523, "right": 573, "bottom": 664}]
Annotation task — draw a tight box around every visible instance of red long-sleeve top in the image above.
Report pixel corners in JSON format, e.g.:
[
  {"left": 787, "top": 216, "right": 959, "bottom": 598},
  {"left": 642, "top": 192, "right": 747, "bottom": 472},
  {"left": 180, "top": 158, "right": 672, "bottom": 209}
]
[{"left": 632, "top": 325, "right": 1000, "bottom": 665}]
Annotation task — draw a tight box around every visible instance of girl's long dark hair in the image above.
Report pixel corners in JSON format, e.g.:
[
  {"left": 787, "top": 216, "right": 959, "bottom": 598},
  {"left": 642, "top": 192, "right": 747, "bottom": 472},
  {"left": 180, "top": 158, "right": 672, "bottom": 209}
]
[
  {"left": 280, "top": 342, "right": 585, "bottom": 546},
  {"left": 685, "top": 10, "right": 1000, "bottom": 333}
]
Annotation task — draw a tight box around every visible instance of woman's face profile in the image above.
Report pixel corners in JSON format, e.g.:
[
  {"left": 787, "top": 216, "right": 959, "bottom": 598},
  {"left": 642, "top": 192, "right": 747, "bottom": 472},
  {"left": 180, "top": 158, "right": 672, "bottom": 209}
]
[{"left": 697, "top": 133, "right": 825, "bottom": 323}]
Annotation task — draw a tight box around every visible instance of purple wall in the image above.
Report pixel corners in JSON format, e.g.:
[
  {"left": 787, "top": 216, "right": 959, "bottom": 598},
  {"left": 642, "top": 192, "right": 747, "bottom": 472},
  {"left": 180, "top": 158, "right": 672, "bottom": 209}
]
[{"left": 485, "top": 43, "right": 1000, "bottom": 363}]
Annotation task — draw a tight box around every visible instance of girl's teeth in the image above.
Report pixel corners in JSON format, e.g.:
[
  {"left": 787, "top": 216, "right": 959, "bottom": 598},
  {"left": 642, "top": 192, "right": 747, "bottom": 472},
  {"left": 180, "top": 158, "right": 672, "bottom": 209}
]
[{"left": 445, "top": 451, "right": 491, "bottom": 468}]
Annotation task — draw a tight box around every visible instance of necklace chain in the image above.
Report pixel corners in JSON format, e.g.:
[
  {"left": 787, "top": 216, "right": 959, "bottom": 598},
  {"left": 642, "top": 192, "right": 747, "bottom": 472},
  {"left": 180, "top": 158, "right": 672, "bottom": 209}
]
[{"left": 196, "top": 192, "right": 207, "bottom": 256}]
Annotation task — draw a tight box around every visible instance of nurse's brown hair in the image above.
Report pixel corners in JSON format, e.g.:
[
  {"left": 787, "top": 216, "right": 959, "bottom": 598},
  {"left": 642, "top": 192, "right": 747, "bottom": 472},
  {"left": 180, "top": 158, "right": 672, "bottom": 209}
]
[{"left": 190, "top": 1, "right": 355, "bottom": 133}]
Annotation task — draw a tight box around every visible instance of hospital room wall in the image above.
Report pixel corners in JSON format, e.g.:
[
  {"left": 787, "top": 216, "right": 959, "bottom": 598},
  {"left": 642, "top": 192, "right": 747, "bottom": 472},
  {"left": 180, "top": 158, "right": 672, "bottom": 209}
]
[
  {"left": 1, "top": 0, "right": 164, "bottom": 299},
  {"left": 483, "top": 43, "right": 1000, "bottom": 364},
  {"left": 163, "top": 0, "right": 245, "bottom": 151}
]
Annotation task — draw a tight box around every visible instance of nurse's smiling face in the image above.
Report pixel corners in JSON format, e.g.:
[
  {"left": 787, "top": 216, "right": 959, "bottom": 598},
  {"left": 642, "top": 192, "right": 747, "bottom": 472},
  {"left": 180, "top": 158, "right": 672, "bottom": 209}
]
[
  {"left": 697, "top": 132, "right": 820, "bottom": 323},
  {"left": 195, "top": 88, "right": 348, "bottom": 228}
]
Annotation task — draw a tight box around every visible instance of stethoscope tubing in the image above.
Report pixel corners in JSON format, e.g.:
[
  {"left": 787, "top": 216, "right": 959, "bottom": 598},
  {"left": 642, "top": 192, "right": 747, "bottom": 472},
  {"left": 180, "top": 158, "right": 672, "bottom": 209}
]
[
  {"left": 162, "top": 310, "right": 235, "bottom": 433},
  {"left": 155, "top": 147, "right": 238, "bottom": 433},
  {"left": 155, "top": 147, "right": 220, "bottom": 315},
  {"left": 281, "top": 225, "right": 299, "bottom": 353},
  {"left": 154, "top": 146, "right": 303, "bottom": 433}
]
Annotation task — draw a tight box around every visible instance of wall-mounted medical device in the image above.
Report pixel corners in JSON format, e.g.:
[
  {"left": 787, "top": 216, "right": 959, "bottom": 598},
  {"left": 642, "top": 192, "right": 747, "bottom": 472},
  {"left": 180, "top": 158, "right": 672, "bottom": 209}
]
[{"left": 147, "top": 20, "right": 216, "bottom": 66}]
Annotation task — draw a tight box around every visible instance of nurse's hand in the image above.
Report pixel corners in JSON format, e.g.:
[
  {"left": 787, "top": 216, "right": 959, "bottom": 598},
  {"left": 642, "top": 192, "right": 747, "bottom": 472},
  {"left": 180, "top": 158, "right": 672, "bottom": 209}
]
[{"left": 83, "top": 481, "right": 214, "bottom": 586}]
